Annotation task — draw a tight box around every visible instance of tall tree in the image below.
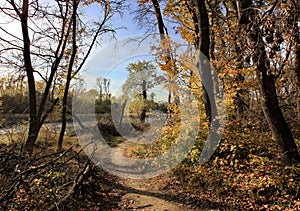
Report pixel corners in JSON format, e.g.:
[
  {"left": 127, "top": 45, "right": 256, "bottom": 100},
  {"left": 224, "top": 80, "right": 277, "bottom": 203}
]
[
  {"left": 122, "top": 60, "right": 158, "bottom": 122},
  {"left": 96, "top": 77, "right": 111, "bottom": 103},
  {"left": 136, "top": 0, "right": 179, "bottom": 110},
  {"left": 1, "top": 0, "right": 124, "bottom": 154},
  {"left": 57, "top": 0, "right": 78, "bottom": 152},
  {"left": 238, "top": 0, "right": 300, "bottom": 164},
  {"left": 7, "top": 0, "right": 61, "bottom": 154},
  {"left": 57, "top": 0, "right": 123, "bottom": 151},
  {"left": 151, "top": 0, "right": 177, "bottom": 108},
  {"left": 165, "top": 0, "right": 217, "bottom": 123},
  {"left": 189, "top": 0, "right": 217, "bottom": 123}
]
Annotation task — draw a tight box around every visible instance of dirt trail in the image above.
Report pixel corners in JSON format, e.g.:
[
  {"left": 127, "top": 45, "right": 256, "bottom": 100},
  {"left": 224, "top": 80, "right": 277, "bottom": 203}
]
[
  {"left": 118, "top": 178, "right": 191, "bottom": 211},
  {"left": 112, "top": 141, "right": 199, "bottom": 211}
]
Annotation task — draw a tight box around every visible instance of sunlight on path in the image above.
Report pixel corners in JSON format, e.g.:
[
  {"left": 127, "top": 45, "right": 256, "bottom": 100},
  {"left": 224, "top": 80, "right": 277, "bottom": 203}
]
[{"left": 113, "top": 141, "right": 201, "bottom": 211}]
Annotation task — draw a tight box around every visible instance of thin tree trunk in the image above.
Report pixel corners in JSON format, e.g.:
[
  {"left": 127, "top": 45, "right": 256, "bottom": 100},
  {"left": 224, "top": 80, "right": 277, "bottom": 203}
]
[
  {"left": 119, "top": 99, "right": 127, "bottom": 129},
  {"left": 57, "top": 0, "right": 78, "bottom": 151},
  {"left": 232, "top": 0, "right": 248, "bottom": 116},
  {"left": 140, "top": 80, "right": 147, "bottom": 123},
  {"left": 11, "top": 0, "right": 72, "bottom": 153},
  {"left": 19, "top": 0, "right": 38, "bottom": 154},
  {"left": 151, "top": 0, "right": 173, "bottom": 113}
]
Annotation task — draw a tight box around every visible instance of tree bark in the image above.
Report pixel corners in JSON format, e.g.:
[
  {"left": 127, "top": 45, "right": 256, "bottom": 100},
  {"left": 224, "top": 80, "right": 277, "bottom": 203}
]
[
  {"left": 119, "top": 99, "right": 127, "bottom": 129},
  {"left": 57, "top": 0, "right": 78, "bottom": 151},
  {"left": 239, "top": 0, "right": 300, "bottom": 164},
  {"left": 19, "top": 0, "right": 38, "bottom": 154},
  {"left": 9, "top": 0, "right": 73, "bottom": 154},
  {"left": 295, "top": 27, "right": 300, "bottom": 87},
  {"left": 293, "top": 13, "right": 300, "bottom": 122},
  {"left": 196, "top": 0, "right": 217, "bottom": 123},
  {"left": 151, "top": 0, "right": 174, "bottom": 117},
  {"left": 140, "top": 80, "right": 147, "bottom": 123},
  {"left": 186, "top": 0, "right": 217, "bottom": 123},
  {"left": 151, "top": 0, "right": 165, "bottom": 36},
  {"left": 259, "top": 72, "right": 300, "bottom": 164}
]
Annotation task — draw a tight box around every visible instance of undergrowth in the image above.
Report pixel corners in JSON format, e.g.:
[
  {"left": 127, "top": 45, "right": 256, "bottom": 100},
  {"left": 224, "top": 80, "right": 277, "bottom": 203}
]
[
  {"left": 123, "top": 115, "right": 300, "bottom": 210},
  {"left": 0, "top": 137, "right": 122, "bottom": 210}
]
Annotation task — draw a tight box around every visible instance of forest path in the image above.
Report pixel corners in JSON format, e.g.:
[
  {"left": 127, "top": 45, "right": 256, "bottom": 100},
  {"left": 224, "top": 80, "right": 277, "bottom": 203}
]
[{"left": 111, "top": 140, "right": 200, "bottom": 211}]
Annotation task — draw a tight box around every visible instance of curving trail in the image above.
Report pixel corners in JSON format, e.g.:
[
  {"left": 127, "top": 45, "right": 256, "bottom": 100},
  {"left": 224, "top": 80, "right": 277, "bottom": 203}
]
[{"left": 111, "top": 141, "right": 201, "bottom": 211}]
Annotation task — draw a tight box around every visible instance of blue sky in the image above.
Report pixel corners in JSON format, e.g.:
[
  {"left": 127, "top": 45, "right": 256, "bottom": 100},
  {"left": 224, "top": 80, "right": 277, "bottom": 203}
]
[
  {"left": 81, "top": 34, "right": 167, "bottom": 99},
  {"left": 0, "top": 0, "right": 182, "bottom": 102},
  {"left": 83, "top": 0, "right": 148, "bottom": 49},
  {"left": 80, "top": 0, "right": 188, "bottom": 102},
  {"left": 80, "top": 0, "right": 144, "bottom": 85},
  {"left": 81, "top": 31, "right": 192, "bottom": 103},
  {"left": 80, "top": 1, "right": 166, "bottom": 99}
]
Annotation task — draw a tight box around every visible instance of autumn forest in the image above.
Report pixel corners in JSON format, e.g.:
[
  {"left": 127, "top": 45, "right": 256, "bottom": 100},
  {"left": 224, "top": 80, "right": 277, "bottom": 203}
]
[{"left": 0, "top": 0, "right": 300, "bottom": 210}]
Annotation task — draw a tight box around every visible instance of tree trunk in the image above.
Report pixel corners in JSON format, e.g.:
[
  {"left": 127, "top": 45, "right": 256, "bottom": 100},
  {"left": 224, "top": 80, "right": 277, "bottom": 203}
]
[
  {"left": 294, "top": 18, "right": 300, "bottom": 122},
  {"left": 12, "top": 0, "right": 72, "bottom": 153},
  {"left": 119, "top": 99, "right": 127, "bottom": 129},
  {"left": 57, "top": 0, "right": 78, "bottom": 151},
  {"left": 25, "top": 122, "right": 40, "bottom": 155},
  {"left": 194, "top": 0, "right": 216, "bottom": 123},
  {"left": 185, "top": 0, "right": 216, "bottom": 123},
  {"left": 19, "top": 0, "right": 38, "bottom": 154},
  {"left": 151, "top": 0, "right": 173, "bottom": 114},
  {"left": 293, "top": 0, "right": 300, "bottom": 85},
  {"left": 151, "top": 0, "right": 165, "bottom": 36},
  {"left": 140, "top": 80, "right": 147, "bottom": 123},
  {"left": 239, "top": 0, "right": 300, "bottom": 164},
  {"left": 259, "top": 73, "right": 300, "bottom": 164}
]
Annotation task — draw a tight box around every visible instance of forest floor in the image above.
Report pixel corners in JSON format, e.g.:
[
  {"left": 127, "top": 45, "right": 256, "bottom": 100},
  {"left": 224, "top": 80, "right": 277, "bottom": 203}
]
[
  {"left": 116, "top": 177, "right": 198, "bottom": 210},
  {"left": 0, "top": 130, "right": 209, "bottom": 211},
  {"left": 110, "top": 140, "right": 201, "bottom": 211},
  {"left": 0, "top": 120, "right": 300, "bottom": 210}
]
